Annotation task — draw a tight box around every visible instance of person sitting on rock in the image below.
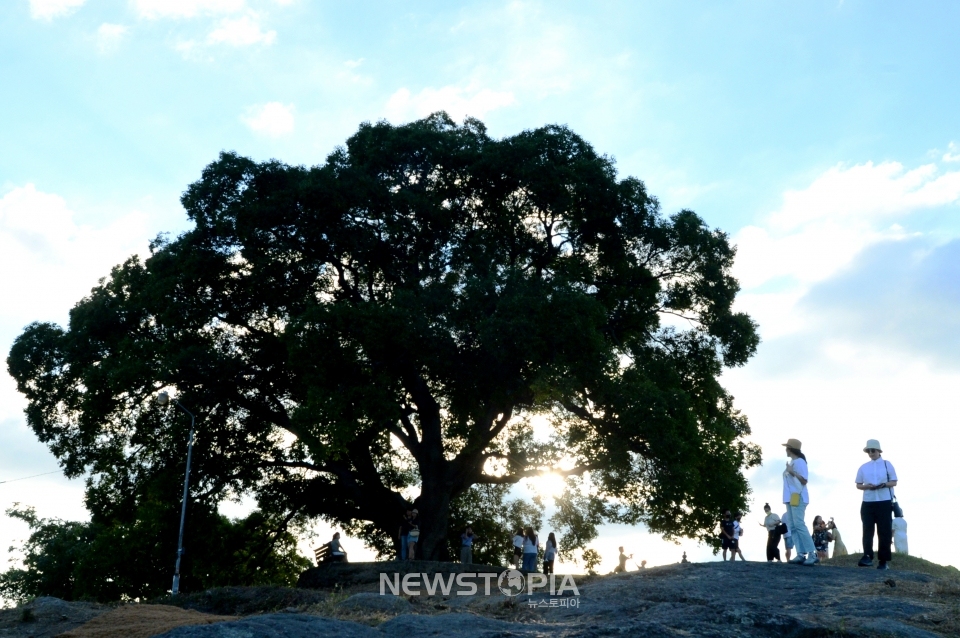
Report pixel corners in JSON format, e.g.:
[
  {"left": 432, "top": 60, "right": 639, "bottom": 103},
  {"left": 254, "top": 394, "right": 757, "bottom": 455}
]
[
  {"left": 614, "top": 546, "right": 632, "bottom": 573},
  {"left": 329, "top": 532, "right": 347, "bottom": 562}
]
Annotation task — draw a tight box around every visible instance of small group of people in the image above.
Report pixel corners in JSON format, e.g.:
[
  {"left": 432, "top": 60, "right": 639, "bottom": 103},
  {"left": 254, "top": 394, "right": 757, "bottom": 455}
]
[
  {"left": 758, "top": 505, "right": 847, "bottom": 562},
  {"left": 614, "top": 547, "right": 646, "bottom": 572},
  {"left": 718, "top": 437, "right": 904, "bottom": 569},
  {"left": 511, "top": 527, "right": 558, "bottom": 574},
  {"left": 719, "top": 510, "right": 747, "bottom": 561},
  {"left": 776, "top": 437, "right": 903, "bottom": 569}
]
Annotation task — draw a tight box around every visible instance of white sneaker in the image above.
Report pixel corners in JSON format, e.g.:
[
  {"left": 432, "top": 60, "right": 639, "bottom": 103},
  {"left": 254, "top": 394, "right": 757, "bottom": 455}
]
[{"left": 803, "top": 554, "right": 819, "bottom": 566}]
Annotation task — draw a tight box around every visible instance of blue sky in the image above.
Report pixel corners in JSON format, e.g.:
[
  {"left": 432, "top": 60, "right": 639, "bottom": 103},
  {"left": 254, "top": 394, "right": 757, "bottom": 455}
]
[{"left": 2, "top": 0, "right": 960, "bottom": 573}]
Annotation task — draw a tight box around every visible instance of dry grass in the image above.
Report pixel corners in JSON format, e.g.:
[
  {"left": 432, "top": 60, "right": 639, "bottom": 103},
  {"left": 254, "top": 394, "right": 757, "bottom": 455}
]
[
  {"left": 824, "top": 553, "right": 960, "bottom": 579},
  {"left": 56, "top": 604, "right": 234, "bottom": 638}
]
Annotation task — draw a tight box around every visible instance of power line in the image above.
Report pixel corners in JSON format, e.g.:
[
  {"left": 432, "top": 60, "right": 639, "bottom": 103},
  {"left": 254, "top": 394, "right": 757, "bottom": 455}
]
[{"left": 0, "top": 470, "right": 60, "bottom": 485}]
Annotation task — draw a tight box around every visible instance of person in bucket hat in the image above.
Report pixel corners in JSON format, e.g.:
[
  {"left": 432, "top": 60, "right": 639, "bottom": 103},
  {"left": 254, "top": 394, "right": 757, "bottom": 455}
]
[
  {"left": 782, "top": 438, "right": 818, "bottom": 566},
  {"left": 855, "top": 439, "right": 898, "bottom": 569}
]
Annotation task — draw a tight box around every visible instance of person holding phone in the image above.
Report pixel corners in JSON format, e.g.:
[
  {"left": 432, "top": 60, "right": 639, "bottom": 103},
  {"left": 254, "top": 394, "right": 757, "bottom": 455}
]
[
  {"left": 856, "top": 439, "right": 898, "bottom": 570},
  {"left": 782, "top": 438, "right": 818, "bottom": 565}
]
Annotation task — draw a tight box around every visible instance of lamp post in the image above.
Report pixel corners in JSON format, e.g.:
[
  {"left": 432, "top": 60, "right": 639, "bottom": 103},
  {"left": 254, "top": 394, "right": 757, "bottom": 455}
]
[{"left": 157, "top": 391, "right": 195, "bottom": 596}]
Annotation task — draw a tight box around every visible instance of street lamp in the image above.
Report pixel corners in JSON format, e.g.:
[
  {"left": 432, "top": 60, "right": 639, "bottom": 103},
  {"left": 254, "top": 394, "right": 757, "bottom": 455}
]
[{"left": 158, "top": 390, "right": 195, "bottom": 596}]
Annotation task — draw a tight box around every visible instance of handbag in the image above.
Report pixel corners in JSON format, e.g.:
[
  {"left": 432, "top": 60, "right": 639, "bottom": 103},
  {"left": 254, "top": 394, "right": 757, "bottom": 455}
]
[
  {"left": 789, "top": 493, "right": 801, "bottom": 507},
  {"left": 408, "top": 527, "right": 420, "bottom": 540},
  {"left": 884, "top": 461, "right": 903, "bottom": 517}
]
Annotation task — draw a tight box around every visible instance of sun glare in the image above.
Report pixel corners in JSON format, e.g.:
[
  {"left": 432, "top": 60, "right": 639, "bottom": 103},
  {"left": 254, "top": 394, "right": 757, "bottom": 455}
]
[{"left": 529, "top": 472, "right": 568, "bottom": 499}]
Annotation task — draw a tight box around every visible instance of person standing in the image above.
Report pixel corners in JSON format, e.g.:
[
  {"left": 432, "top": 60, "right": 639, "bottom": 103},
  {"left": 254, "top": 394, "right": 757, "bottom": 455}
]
[
  {"left": 407, "top": 508, "right": 421, "bottom": 560},
  {"left": 543, "top": 533, "right": 558, "bottom": 575},
  {"left": 855, "top": 439, "right": 898, "bottom": 570},
  {"left": 460, "top": 525, "right": 477, "bottom": 564},
  {"left": 732, "top": 512, "right": 746, "bottom": 561},
  {"left": 781, "top": 509, "right": 794, "bottom": 561},
  {"left": 782, "top": 438, "right": 818, "bottom": 565},
  {"left": 511, "top": 528, "right": 524, "bottom": 569},
  {"left": 522, "top": 527, "right": 539, "bottom": 572},
  {"left": 811, "top": 515, "right": 832, "bottom": 561},
  {"left": 760, "top": 503, "right": 783, "bottom": 562},
  {"left": 828, "top": 519, "right": 848, "bottom": 557},
  {"left": 614, "top": 546, "right": 632, "bottom": 572},
  {"left": 720, "top": 511, "right": 735, "bottom": 561},
  {"left": 398, "top": 509, "right": 412, "bottom": 561}
]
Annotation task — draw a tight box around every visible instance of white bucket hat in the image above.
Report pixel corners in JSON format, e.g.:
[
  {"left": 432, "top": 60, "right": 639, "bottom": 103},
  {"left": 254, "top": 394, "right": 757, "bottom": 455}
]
[{"left": 863, "top": 439, "right": 883, "bottom": 453}]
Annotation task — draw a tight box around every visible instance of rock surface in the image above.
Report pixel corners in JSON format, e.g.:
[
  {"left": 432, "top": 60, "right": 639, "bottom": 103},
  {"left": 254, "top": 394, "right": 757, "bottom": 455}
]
[
  {"left": 0, "top": 596, "right": 107, "bottom": 638},
  {"left": 5, "top": 561, "right": 957, "bottom": 637},
  {"left": 160, "top": 561, "right": 957, "bottom": 637}
]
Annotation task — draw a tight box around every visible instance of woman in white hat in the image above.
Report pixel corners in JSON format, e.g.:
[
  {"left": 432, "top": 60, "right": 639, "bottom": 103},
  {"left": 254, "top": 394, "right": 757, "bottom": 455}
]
[
  {"left": 855, "top": 439, "right": 897, "bottom": 570},
  {"left": 782, "top": 438, "right": 818, "bottom": 565}
]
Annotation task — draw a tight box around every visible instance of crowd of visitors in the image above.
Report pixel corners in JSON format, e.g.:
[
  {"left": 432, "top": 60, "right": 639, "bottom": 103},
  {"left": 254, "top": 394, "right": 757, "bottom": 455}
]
[
  {"left": 716, "top": 436, "right": 906, "bottom": 568},
  {"left": 319, "top": 437, "right": 906, "bottom": 573}
]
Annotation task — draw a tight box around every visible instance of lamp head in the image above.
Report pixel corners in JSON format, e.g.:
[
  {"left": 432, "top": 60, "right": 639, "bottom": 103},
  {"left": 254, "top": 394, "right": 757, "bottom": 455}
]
[{"left": 157, "top": 391, "right": 170, "bottom": 406}]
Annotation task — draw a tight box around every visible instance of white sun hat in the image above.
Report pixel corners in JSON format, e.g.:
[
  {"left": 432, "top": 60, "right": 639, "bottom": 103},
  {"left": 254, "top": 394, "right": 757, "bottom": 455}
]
[{"left": 863, "top": 439, "right": 883, "bottom": 453}]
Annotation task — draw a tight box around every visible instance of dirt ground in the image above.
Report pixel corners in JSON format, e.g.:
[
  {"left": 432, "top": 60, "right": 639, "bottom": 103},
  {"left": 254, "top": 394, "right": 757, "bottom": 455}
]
[{"left": 56, "top": 605, "right": 234, "bottom": 638}]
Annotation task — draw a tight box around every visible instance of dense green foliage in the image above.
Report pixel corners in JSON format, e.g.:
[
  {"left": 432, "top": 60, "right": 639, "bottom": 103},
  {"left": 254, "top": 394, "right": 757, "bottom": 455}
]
[
  {"left": 0, "top": 498, "right": 309, "bottom": 603},
  {"left": 8, "top": 113, "right": 760, "bottom": 563}
]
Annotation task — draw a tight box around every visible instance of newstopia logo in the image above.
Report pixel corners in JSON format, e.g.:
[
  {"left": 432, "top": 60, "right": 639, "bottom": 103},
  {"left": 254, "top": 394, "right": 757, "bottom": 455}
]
[{"left": 380, "top": 570, "right": 580, "bottom": 599}]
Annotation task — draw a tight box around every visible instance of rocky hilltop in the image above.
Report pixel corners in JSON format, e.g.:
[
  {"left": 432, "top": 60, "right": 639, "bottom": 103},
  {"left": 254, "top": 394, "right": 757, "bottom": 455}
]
[{"left": 3, "top": 559, "right": 958, "bottom": 637}]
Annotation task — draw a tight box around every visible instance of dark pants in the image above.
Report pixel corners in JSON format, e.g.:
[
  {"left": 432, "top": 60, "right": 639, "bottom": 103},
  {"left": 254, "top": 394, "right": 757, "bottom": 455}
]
[
  {"left": 861, "top": 500, "right": 893, "bottom": 562},
  {"left": 766, "top": 531, "right": 782, "bottom": 561}
]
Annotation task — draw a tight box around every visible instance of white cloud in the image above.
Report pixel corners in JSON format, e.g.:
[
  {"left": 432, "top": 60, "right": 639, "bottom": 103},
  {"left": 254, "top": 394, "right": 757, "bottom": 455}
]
[
  {"left": 29, "top": 0, "right": 85, "bottom": 20},
  {"left": 0, "top": 184, "right": 149, "bottom": 337},
  {"left": 96, "top": 23, "right": 128, "bottom": 54},
  {"left": 733, "top": 160, "right": 960, "bottom": 294},
  {"left": 133, "top": 0, "right": 245, "bottom": 19},
  {"left": 385, "top": 85, "right": 515, "bottom": 123},
  {"left": 207, "top": 14, "right": 276, "bottom": 46},
  {"left": 943, "top": 142, "right": 960, "bottom": 163},
  {"left": 241, "top": 102, "right": 294, "bottom": 136}
]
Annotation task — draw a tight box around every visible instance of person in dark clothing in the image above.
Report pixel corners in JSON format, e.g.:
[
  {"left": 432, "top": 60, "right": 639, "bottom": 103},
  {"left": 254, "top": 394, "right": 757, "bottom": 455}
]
[
  {"left": 720, "top": 510, "right": 736, "bottom": 561},
  {"left": 760, "top": 503, "right": 784, "bottom": 562},
  {"left": 406, "top": 509, "right": 421, "bottom": 560},
  {"left": 399, "top": 509, "right": 412, "bottom": 560},
  {"left": 856, "top": 439, "right": 898, "bottom": 570}
]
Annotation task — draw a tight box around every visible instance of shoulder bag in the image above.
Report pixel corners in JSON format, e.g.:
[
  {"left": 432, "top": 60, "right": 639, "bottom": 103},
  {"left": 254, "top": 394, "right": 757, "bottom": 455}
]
[{"left": 884, "top": 461, "right": 903, "bottom": 518}]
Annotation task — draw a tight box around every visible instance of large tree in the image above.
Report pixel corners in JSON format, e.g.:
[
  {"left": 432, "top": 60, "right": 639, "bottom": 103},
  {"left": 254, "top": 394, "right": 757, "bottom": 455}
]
[{"left": 8, "top": 113, "right": 760, "bottom": 562}]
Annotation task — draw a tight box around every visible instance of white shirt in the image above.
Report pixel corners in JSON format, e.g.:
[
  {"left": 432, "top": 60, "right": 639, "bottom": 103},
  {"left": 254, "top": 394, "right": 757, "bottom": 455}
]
[
  {"left": 856, "top": 458, "right": 897, "bottom": 502},
  {"left": 522, "top": 535, "right": 538, "bottom": 553},
  {"left": 732, "top": 520, "right": 742, "bottom": 540},
  {"left": 782, "top": 457, "right": 809, "bottom": 504},
  {"left": 763, "top": 512, "right": 781, "bottom": 532}
]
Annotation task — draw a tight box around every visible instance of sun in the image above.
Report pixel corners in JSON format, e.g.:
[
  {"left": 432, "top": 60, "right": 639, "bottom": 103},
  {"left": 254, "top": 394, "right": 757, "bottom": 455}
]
[{"left": 528, "top": 472, "right": 568, "bottom": 499}]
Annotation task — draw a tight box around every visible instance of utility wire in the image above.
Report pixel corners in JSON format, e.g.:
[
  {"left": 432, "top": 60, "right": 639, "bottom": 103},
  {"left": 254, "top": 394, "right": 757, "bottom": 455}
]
[{"left": 0, "top": 470, "right": 60, "bottom": 485}]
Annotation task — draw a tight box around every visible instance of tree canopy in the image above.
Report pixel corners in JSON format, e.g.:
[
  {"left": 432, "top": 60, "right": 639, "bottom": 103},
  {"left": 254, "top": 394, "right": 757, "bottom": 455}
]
[{"left": 8, "top": 113, "right": 760, "bottom": 565}]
